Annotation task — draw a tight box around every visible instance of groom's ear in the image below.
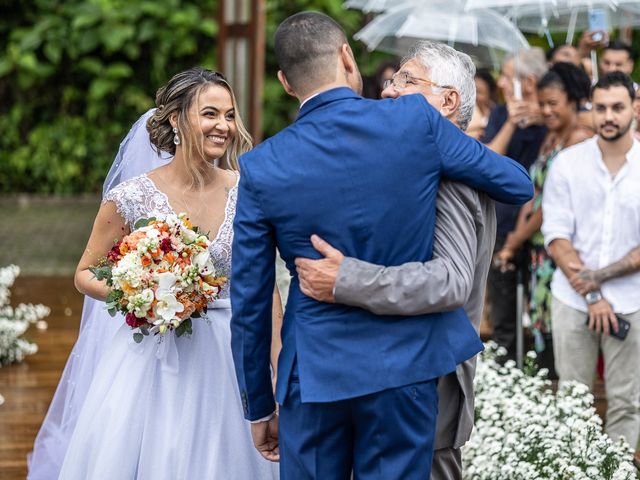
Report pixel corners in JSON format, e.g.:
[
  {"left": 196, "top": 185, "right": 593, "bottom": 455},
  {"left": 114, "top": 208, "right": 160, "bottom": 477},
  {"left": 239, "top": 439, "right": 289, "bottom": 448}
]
[
  {"left": 277, "top": 70, "right": 297, "bottom": 98},
  {"left": 340, "top": 44, "right": 357, "bottom": 75}
]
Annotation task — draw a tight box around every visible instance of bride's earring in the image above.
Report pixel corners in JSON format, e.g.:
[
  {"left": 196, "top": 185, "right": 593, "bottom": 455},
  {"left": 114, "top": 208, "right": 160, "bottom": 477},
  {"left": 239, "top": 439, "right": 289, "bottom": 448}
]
[{"left": 173, "top": 127, "right": 181, "bottom": 145}]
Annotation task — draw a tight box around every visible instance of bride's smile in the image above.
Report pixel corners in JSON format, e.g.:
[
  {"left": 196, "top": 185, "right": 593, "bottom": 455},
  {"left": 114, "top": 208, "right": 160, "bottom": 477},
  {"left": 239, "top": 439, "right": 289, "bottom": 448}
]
[{"left": 189, "top": 84, "right": 237, "bottom": 162}]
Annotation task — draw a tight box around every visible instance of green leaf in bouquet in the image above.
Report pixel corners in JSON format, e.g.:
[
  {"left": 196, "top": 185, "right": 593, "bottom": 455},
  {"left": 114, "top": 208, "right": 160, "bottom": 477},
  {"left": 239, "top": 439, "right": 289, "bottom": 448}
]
[
  {"left": 134, "top": 217, "right": 156, "bottom": 229},
  {"left": 133, "top": 332, "right": 144, "bottom": 343},
  {"left": 175, "top": 318, "right": 192, "bottom": 337},
  {"left": 191, "top": 311, "right": 201, "bottom": 319},
  {"left": 106, "top": 289, "right": 123, "bottom": 304},
  {"left": 90, "top": 265, "right": 112, "bottom": 282},
  {"left": 107, "top": 306, "right": 117, "bottom": 317},
  {"left": 140, "top": 325, "right": 150, "bottom": 336}
]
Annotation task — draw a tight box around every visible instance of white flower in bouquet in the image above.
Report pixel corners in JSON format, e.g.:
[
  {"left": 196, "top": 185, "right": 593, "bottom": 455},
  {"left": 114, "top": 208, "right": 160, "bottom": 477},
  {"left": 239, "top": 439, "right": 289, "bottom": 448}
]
[
  {"left": 181, "top": 227, "right": 199, "bottom": 244},
  {"left": 165, "top": 213, "right": 180, "bottom": 229},
  {"left": 193, "top": 251, "right": 216, "bottom": 277},
  {"left": 154, "top": 292, "right": 184, "bottom": 324},
  {"left": 127, "top": 289, "right": 154, "bottom": 318},
  {"left": 136, "top": 232, "right": 160, "bottom": 254},
  {"left": 112, "top": 252, "right": 144, "bottom": 289},
  {"left": 154, "top": 271, "right": 182, "bottom": 324},
  {"left": 156, "top": 271, "right": 177, "bottom": 293}
]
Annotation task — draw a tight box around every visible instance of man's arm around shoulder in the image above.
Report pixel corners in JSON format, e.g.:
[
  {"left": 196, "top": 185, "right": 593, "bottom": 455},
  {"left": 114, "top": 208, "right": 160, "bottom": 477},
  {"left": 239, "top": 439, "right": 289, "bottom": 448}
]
[
  {"left": 419, "top": 98, "right": 533, "bottom": 205},
  {"left": 334, "top": 181, "right": 481, "bottom": 315}
]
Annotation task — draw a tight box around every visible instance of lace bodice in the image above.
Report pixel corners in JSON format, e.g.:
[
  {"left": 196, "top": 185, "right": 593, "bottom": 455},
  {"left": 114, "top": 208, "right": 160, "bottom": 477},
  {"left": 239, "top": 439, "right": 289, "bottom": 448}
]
[{"left": 103, "top": 174, "right": 237, "bottom": 298}]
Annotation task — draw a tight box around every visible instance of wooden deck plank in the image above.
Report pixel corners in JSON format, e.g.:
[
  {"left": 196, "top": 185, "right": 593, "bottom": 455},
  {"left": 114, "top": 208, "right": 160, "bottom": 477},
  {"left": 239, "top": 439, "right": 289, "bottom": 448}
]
[{"left": 0, "top": 276, "right": 82, "bottom": 479}]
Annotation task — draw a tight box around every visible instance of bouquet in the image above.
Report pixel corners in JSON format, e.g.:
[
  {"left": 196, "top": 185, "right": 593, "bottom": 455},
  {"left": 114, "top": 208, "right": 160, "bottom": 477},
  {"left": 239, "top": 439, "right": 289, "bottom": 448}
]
[{"left": 91, "top": 213, "right": 226, "bottom": 342}]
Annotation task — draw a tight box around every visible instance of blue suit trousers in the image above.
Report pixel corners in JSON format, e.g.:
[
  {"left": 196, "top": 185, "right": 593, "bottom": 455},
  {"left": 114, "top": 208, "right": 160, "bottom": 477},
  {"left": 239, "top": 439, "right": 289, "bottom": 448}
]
[{"left": 279, "top": 371, "right": 438, "bottom": 480}]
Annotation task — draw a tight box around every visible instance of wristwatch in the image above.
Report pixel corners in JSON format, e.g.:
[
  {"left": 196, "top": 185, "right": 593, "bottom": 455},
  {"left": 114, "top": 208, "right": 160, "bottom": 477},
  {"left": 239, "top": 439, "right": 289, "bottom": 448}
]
[{"left": 585, "top": 291, "right": 603, "bottom": 305}]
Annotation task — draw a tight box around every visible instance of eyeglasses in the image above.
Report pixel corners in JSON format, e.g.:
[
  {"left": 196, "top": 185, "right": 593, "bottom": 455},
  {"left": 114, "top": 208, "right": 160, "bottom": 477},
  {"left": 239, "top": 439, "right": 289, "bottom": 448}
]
[{"left": 382, "top": 71, "right": 453, "bottom": 91}]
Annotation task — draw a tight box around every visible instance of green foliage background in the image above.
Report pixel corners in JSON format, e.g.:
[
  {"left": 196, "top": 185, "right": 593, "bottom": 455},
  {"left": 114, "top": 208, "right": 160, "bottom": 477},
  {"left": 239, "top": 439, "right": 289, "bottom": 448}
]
[
  {"left": 0, "top": 0, "right": 377, "bottom": 194},
  {"left": 0, "top": 0, "right": 217, "bottom": 194},
  {"left": 2, "top": 1, "right": 637, "bottom": 194},
  {"left": 0, "top": 0, "right": 220, "bottom": 194}
]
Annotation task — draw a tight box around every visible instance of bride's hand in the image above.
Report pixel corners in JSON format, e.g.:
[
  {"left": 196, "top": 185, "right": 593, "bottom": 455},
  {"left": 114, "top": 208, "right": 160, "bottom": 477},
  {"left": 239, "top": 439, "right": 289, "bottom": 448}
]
[{"left": 250, "top": 415, "right": 280, "bottom": 462}]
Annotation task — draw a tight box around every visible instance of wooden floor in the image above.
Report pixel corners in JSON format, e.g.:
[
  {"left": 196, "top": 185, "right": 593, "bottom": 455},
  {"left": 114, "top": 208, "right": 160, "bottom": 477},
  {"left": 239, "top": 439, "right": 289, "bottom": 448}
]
[{"left": 0, "top": 276, "right": 83, "bottom": 480}]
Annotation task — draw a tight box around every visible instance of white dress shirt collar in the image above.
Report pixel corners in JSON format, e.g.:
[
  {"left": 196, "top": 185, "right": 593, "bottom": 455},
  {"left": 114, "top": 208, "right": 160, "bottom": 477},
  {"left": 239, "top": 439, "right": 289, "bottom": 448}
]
[{"left": 299, "top": 92, "right": 321, "bottom": 110}]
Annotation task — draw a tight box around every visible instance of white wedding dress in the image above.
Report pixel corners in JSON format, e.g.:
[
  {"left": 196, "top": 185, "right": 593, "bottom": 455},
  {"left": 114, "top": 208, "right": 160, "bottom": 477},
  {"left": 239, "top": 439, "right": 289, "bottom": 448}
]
[
  {"left": 28, "top": 110, "right": 168, "bottom": 480},
  {"left": 58, "top": 174, "right": 279, "bottom": 480}
]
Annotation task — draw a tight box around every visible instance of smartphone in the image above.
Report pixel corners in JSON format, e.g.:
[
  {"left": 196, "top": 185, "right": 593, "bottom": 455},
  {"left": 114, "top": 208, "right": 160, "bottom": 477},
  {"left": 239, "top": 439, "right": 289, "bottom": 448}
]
[
  {"left": 588, "top": 9, "right": 608, "bottom": 42},
  {"left": 585, "top": 315, "right": 631, "bottom": 340}
]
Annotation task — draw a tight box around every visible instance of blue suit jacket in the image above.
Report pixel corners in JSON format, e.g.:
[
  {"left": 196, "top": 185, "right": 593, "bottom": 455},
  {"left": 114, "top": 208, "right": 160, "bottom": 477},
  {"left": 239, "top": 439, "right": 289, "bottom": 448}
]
[{"left": 231, "top": 88, "right": 533, "bottom": 420}]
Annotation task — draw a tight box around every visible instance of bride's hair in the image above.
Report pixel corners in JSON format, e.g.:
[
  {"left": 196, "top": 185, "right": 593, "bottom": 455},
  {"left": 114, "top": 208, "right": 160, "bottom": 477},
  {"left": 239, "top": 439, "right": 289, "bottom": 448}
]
[{"left": 147, "top": 67, "right": 252, "bottom": 184}]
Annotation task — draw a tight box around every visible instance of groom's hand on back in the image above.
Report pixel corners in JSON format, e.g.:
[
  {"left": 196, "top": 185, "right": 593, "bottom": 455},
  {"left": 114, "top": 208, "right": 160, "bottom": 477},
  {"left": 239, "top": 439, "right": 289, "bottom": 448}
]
[
  {"left": 251, "top": 415, "right": 280, "bottom": 462},
  {"left": 295, "top": 235, "right": 344, "bottom": 303}
]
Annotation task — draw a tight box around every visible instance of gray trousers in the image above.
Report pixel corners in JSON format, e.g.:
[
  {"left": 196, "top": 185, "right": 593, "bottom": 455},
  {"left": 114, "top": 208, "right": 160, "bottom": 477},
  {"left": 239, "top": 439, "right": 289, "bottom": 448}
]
[
  {"left": 552, "top": 296, "right": 640, "bottom": 447},
  {"left": 431, "top": 447, "right": 462, "bottom": 480}
]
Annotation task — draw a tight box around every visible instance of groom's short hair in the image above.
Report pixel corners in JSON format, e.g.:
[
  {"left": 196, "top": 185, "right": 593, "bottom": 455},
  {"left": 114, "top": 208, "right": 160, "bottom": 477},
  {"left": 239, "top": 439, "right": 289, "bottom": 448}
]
[{"left": 275, "top": 12, "right": 347, "bottom": 96}]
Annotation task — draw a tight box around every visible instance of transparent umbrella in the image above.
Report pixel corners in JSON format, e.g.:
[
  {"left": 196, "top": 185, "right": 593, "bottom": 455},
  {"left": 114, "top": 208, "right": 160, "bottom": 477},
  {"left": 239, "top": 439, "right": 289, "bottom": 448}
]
[
  {"left": 464, "top": 0, "right": 633, "bottom": 12},
  {"left": 343, "top": 0, "right": 415, "bottom": 14},
  {"left": 514, "top": 2, "right": 640, "bottom": 34},
  {"left": 466, "top": 0, "right": 640, "bottom": 81},
  {"left": 464, "top": 0, "right": 558, "bottom": 10},
  {"left": 353, "top": 1, "right": 530, "bottom": 69},
  {"left": 465, "top": 0, "right": 640, "bottom": 39}
]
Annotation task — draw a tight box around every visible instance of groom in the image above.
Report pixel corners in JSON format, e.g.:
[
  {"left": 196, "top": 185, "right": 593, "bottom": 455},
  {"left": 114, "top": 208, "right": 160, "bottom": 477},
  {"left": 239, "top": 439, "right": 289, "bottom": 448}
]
[
  {"left": 231, "top": 11, "right": 532, "bottom": 479},
  {"left": 296, "top": 40, "right": 496, "bottom": 480}
]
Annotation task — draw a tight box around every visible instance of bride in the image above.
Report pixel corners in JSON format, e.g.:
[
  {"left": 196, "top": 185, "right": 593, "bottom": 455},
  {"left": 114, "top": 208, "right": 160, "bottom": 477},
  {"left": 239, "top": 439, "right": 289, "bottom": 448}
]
[
  {"left": 56, "top": 67, "right": 281, "bottom": 479},
  {"left": 28, "top": 109, "right": 171, "bottom": 480}
]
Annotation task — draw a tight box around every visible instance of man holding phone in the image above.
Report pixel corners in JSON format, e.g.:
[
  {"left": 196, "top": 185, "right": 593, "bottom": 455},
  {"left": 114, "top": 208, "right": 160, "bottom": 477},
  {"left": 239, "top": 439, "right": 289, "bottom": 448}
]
[{"left": 542, "top": 72, "right": 640, "bottom": 450}]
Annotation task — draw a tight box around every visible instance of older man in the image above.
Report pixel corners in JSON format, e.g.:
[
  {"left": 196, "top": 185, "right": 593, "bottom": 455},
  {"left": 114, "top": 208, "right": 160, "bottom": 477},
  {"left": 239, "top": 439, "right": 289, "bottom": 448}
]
[{"left": 295, "top": 41, "right": 497, "bottom": 479}]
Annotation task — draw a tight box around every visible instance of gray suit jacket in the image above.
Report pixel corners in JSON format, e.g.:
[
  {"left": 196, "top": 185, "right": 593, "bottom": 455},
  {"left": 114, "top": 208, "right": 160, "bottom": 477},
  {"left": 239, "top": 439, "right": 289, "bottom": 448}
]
[{"left": 334, "top": 180, "right": 496, "bottom": 449}]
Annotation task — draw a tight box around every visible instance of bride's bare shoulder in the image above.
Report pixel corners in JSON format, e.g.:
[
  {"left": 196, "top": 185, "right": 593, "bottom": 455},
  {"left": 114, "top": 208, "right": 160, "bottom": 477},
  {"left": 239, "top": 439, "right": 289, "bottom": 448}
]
[{"left": 143, "top": 164, "right": 170, "bottom": 181}]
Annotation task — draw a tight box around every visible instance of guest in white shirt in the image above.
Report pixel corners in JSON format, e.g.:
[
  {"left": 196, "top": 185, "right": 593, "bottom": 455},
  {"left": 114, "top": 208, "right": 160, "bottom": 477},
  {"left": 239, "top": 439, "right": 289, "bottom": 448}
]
[{"left": 542, "top": 72, "right": 640, "bottom": 449}]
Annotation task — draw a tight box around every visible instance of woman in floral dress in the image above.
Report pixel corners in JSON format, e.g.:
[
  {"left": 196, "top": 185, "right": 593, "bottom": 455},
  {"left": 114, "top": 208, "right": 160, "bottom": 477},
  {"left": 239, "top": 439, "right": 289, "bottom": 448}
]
[{"left": 494, "top": 62, "right": 593, "bottom": 351}]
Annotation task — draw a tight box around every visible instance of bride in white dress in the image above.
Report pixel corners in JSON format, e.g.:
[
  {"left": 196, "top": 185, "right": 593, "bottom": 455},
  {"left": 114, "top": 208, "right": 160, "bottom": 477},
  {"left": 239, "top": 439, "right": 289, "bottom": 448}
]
[
  {"left": 57, "top": 67, "right": 281, "bottom": 479},
  {"left": 28, "top": 109, "right": 172, "bottom": 480}
]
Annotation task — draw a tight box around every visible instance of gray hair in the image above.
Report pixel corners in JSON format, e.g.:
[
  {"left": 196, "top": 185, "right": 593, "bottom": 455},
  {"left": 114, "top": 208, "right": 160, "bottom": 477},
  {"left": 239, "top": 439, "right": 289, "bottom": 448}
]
[
  {"left": 403, "top": 41, "right": 476, "bottom": 131},
  {"left": 505, "top": 47, "right": 548, "bottom": 80}
]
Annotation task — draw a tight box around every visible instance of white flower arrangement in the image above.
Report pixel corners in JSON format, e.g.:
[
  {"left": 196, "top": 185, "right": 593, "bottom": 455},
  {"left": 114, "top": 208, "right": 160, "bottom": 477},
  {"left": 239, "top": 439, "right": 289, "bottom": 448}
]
[
  {"left": 0, "top": 265, "right": 50, "bottom": 367},
  {"left": 463, "top": 343, "right": 638, "bottom": 479}
]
